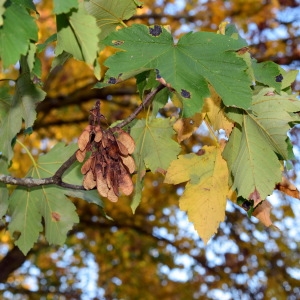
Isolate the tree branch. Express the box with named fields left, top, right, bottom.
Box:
left=0, top=84, right=166, bottom=189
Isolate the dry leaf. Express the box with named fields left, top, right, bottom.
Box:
left=253, top=200, right=273, bottom=227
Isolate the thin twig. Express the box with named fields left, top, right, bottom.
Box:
left=115, top=84, right=165, bottom=128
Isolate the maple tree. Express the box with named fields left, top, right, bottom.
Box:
left=0, top=0, right=300, bottom=299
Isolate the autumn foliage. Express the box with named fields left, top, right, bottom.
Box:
left=0, top=0, right=300, bottom=299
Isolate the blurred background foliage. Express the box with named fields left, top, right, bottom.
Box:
left=0, top=0, right=300, bottom=299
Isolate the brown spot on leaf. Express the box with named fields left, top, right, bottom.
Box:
left=181, top=89, right=191, bottom=99
left=112, top=40, right=124, bottom=46
left=52, top=212, right=61, bottom=222
left=275, top=74, right=283, bottom=82
left=149, top=25, right=162, bottom=37
left=108, top=77, right=117, bottom=84
left=236, top=47, right=249, bottom=55
left=196, top=149, right=205, bottom=156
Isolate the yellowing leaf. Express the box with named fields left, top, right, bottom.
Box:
left=130, top=117, right=181, bottom=211
left=165, top=146, right=229, bottom=243
left=202, top=88, right=234, bottom=138
left=173, top=113, right=203, bottom=142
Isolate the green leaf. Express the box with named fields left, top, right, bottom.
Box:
left=0, top=1, right=38, bottom=68
left=223, top=114, right=282, bottom=200
left=12, top=0, right=36, bottom=11
left=130, top=117, right=181, bottom=175
left=222, top=126, right=242, bottom=186
left=165, top=146, right=229, bottom=243
left=85, top=0, right=140, bottom=40
left=131, top=176, right=143, bottom=213
left=8, top=187, right=43, bottom=254
left=0, top=59, right=46, bottom=165
left=152, top=88, right=170, bottom=117
left=53, top=0, right=78, bottom=14
left=250, top=88, right=300, bottom=160
left=136, top=70, right=158, bottom=98
left=252, top=60, right=282, bottom=92
left=103, top=24, right=252, bottom=116
left=56, top=3, right=101, bottom=66
left=51, top=51, right=72, bottom=70
left=0, top=182, right=8, bottom=218
left=8, top=143, right=81, bottom=255
left=130, top=117, right=181, bottom=209
left=279, top=68, right=299, bottom=90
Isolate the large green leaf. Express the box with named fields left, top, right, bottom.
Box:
left=8, top=143, right=85, bottom=254
left=130, top=117, right=181, bottom=210
left=8, top=187, right=43, bottom=254
left=0, top=1, right=38, bottom=68
left=223, top=114, right=282, bottom=200
left=84, top=0, right=141, bottom=40
left=56, top=3, right=101, bottom=66
left=0, top=59, right=46, bottom=167
left=103, top=24, right=252, bottom=116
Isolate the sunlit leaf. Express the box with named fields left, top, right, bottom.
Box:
left=223, top=114, right=282, bottom=200
left=85, top=0, right=141, bottom=40
left=251, top=88, right=300, bottom=160
left=7, top=143, right=85, bottom=254
left=165, top=146, right=229, bottom=243
left=130, top=117, right=181, bottom=210
left=56, top=3, right=101, bottom=66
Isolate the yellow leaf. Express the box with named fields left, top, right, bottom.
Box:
left=165, top=146, right=217, bottom=185
left=202, top=87, right=234, bottom=138
left=173, top=113, right=203, bottom=142
left=165, top=146, right=229, bottom=243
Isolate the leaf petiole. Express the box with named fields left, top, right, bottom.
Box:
left=16, top=139, right=37, bottom=168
